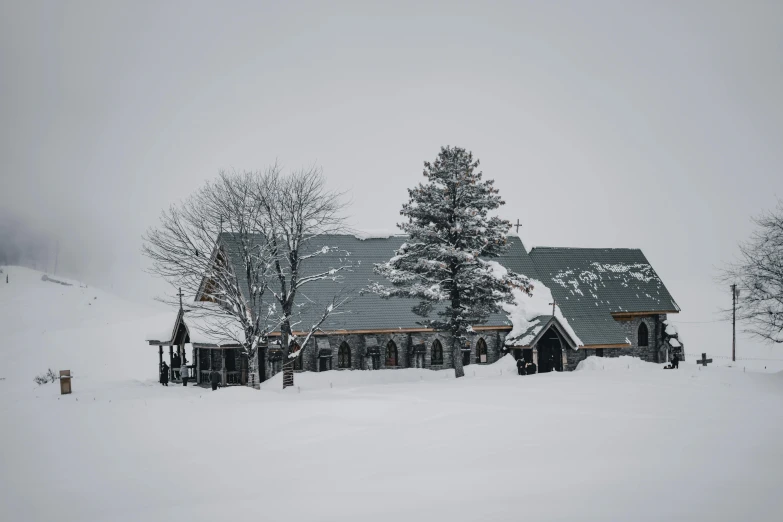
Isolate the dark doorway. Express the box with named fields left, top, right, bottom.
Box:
left=476, top=338, right=488, bottom=364
left=319, top=357, right=332, bottom=372
left=431, top=340, right=443, bottom=366
left=386, top=341, right=398, bottom=367
left=537, top=330, right=563, bottom=373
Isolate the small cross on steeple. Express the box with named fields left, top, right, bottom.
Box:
left=514, top=219, right=522, bottom=233
left=177, top=287, right=184, bottom=310
left=549, top=298, right=558, bottom=316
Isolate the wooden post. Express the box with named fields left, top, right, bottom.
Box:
left=176, top=345, right=182, bottom=381
left=195, top=348, right=200, bottom=385
left=169, top=346, right=174, bottom=381
left=158, top=345, right=163, bottom=369
left=532, top=348, right=539, bottom=368
left=59, top=370, right=72, bottom=395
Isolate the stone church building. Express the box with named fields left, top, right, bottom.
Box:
left=147, top=233, right=683, bottom=387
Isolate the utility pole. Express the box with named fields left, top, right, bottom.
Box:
left=54, top=240, right=59, bottom=276
left=731, top=284, right=737, bottom=362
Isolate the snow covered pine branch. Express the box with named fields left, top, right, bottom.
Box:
left=370, top=146, right=533, bottom=378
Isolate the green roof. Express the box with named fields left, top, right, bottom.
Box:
left=529, top=247, right=680, bottom=346
left=212, top=234, right=679, bottom=347
left=216, top=233, right=532, bottom=333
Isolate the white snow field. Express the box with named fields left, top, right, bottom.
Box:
left=1, top=266, right=783, bottom=522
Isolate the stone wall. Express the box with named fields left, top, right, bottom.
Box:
left=564, top=347, right=585, bottom=371
left=613, top=315, right=667, bottom=363
left=553, top=314, right=672, bottom=371
left=562, top=315, right=669, bottom=369
left=257, top=330, right=508, bottom=383
left=253, top=316, right=675, bottom=383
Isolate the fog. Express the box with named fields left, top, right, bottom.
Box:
left=1, top=1, right=782, bottom=359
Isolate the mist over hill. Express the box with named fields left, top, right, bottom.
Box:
left=0, top=209, right=55, bottom=271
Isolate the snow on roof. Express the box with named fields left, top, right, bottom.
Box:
left=665, top=324, right=678, bottom=336
left=506, top=318, right=545, bottom=347
left=352, top=229, right=405, bottom=240
left=530, top=248, right=680, bottom=316
left=182, top=303, right=246, bottom=346
left=669, top=338, right=681, bottom=348
left=486, top=261, right=583, bottom=348
left=144, top=312, right=179, bottom=342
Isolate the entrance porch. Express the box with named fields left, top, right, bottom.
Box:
left=507, top=315, right=579, bottom=373
left=145, top=307, right=252, bottom=387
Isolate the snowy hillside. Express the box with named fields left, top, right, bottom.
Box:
left=1, top=266, right=783, bottom=521
left=0, top=266, right=170, bottom=389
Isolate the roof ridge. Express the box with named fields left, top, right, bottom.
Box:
left=530, top=246, right=643, bottom=252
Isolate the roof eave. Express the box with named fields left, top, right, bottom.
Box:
left=611, top=310, right=680, bottom=318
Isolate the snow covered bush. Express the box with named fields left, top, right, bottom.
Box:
left=33, top=369, right=59, bottom=385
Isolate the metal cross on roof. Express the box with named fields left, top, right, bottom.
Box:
left=549, top=299, right=558, bottom=316
left=697, top=353, right=713, bottom=367
left=177, top=287, right=184, bottom=310
left=514, top=219, right=522, bottom=233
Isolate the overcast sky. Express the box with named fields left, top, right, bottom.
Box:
left=1, top=1, right=782, bottom=358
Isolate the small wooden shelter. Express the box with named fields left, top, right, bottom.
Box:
left=146, top=306, right=252, bottom=387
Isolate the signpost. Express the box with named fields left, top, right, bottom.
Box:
left=59, top=370, right=72, bottom=394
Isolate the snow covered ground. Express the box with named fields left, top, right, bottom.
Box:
left=1, top=266, right=783, bottom=521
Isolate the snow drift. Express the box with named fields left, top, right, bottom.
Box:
left=2, top=266, right=783, bottom=522
left=575, top=355, right=662, bottom=372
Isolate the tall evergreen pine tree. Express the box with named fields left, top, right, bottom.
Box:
left=372, top=146, right=532, bottom=377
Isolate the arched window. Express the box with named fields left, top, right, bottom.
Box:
left=431, top=339, right=443, bottom=366
left=291, top=342, right=303, bottom=371
left=386, top=340, right=398, bottom=367
left=476, top=338, right=488, bottom=364
left=338, top=342, right=352, bottom=369
left=638, top=322, right=649, bottom=347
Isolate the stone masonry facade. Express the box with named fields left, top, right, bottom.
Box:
left=258, top=315, right=673, bottom=381
left=563, top=314, right=671, bottom=371
left=262, top=330, right=507, bottom=381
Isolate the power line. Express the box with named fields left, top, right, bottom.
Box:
left=683, top=353, right=783, bottom=362
left=667, top=319, right=727, bottom=324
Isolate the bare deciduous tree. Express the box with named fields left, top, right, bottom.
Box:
left=721, top=200, right=783, bottom=344
left=143, top=166, right=352, bottom=387
left=143, top=171, right=276, bottom=369
left=252, top=165, right=352, bottom=388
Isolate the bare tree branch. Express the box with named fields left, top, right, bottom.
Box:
left=720, top=199, right=783, bottom=344
left=142, top=166, right=352, bottom=388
